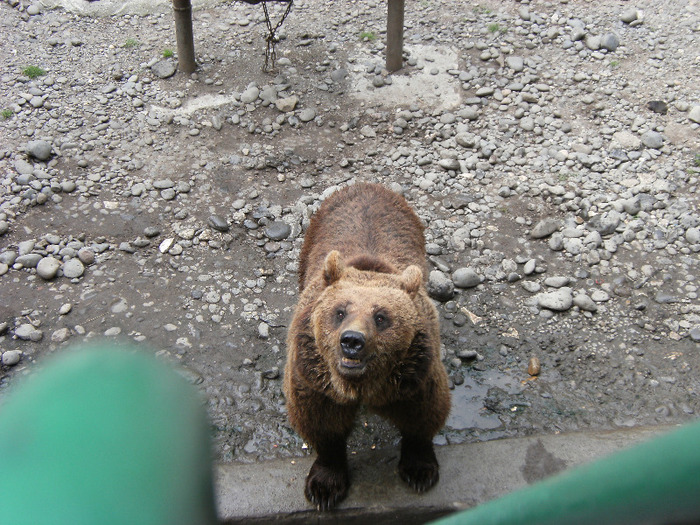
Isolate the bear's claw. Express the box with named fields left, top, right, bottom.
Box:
left=398, top=440, right=440, bottom=493
left=304, top=460, right=349, bottom=511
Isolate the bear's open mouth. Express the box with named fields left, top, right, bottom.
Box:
left=340, top=356, right=365, bottom=369
left=339, top=356, right=369, bottom=376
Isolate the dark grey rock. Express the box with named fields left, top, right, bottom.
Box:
left=264, top=221, right=291, bottom=241
left=600, top=33, right=620, bottom=52
left=208, top=215, right=230, bottom=232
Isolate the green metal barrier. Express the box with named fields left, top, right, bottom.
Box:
left=431, top=420, right=700, bottom=525
left=0, top=344, right=217, bottom=525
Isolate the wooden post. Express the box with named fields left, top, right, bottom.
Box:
left=386, top=0, right=405, bottom=72
left=173, top=0, right=197, bottom=74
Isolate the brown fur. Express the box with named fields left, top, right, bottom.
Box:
left=284, top=183, right=451, bottom=510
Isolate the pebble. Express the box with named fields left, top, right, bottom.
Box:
left=427, top=270, right=454, bottom=302
left=620, top=8, right=639, bottom=24
left=531, top=218, right=561, bottom=239
left=573, top=294, right=598, bottom=312
left=15, top=323, right=43, bottom=342
left=208, top=215, right=230, bottom=232
left=62, top=258, right=85, bottom=279
left=241, top=86, right=260, bottom=104
left=641, top=131, right=664, bottom=150
left=527, top=357, right=541, bottom=376
left=299, top=108, right=316, bottom=122
left=36, top=256, right=61, bottom=280
left=537, top=288, right=574, bottom=312
left=2, top=350, right=23, bottom=366
left=452, top=267, right=481, bottom=288
left=600, top=33, right=620, bottom=52
left=264, top=221, right=291, bottom=241
left=151, top=60, right=177, bottom=79
left=688, top=106, right=700, bottom=124
left=275, top=95, right=298, bottom=113
left=26, top=140, right=52, bottom=161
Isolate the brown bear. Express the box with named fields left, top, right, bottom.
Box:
left=284, top=183, right=451, bottom=510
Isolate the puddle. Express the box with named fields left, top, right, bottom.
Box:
left=447, top=368, right=524, bottom=431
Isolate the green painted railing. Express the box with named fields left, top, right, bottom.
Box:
left=432, top=419, right=700, bottom=525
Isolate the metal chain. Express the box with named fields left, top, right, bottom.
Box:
left=262, top=0, right=293, bottom=72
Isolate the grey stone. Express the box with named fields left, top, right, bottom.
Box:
left=600, top=33, right=620, bottom=52
left=15, top=324, right=43, bottom=342
left=531, top=218, right=561, bottom=239
left=686, top=227, right=700, bottom=244
left=687, top=106, right=700, bottom=124
left=620, top=8, right=639, bottom=24
left=36, top=256, right=61, bottom=279
left=585, top=35, right=601, bottom=50
left=438, top=158, right=461, bottom=171
left=152, top=60, right=177, bottom=79
left=2, top=350, right=23, bottom=366
left=455, top=133, right=476, bottom=148
left=452, top=268, right=481, bottom=288
left=299, top=108, right=316, bottom=122
left=153, top=178, right=174, bottom=189
left=62, top=258, right=85, bottom=278
left=537, top=288, right=574, bottom=312
left=505, top=56, right=524, bottom=72
left=544, top=276, right=571, bottom=288
left=15, top=254, right=42, bottom=268
left=208, top=215, right=230, bottom=232
left=690, top=327, right=700, bottom=343
left=573, top=294, right=598, bottom=312
left=241, top=86, right=260, bottom=104
left=641, top=131, right=664, bottom=149
left=427, top=270, right=454, bottom=302
left=0, top=221, right=8, bottom=236
left=265, top=221, right=291, bottom=241
left=588, top=211, right=621, bottom=236
left=26, top=140, right=52, bottom=161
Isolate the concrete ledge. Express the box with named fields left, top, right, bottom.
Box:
left=216, top=426, right=672, bottom=523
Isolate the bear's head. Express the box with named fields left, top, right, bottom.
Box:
left=311, top=251, right=425, bottom=402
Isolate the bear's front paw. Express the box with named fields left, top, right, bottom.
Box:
left=304, top=459, right=349, bottom=511
left=399, top=447, right=439, bottom=492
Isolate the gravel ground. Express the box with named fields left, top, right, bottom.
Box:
left=1, top=0, right=699, bottom=465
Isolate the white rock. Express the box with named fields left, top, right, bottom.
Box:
left=537, top=288, right=574, bottom=311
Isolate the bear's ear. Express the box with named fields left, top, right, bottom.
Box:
left=400, top=265, right=423, bottom=298
left=323, top=250, right=345, bottom=287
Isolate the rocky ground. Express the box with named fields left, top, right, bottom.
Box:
left=1, top=0, right=699, bottom=465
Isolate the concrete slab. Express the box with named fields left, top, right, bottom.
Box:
left=349, top=44, right=462, bottom=111
left=216, top=426, right=672, bottom=524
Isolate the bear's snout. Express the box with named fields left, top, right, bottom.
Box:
left=338, top=330, right=369, bottom=375
left=340, top=330, right=365, bottom=359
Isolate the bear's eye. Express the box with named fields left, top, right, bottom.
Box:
left=335, top=308, right=346, bottom=323
left=374, top=312, right=389, bottom=328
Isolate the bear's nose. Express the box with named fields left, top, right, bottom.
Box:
left=340, top=330, right=365, bottom=358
